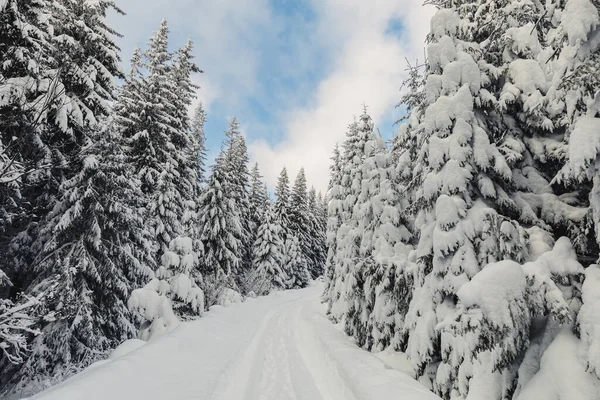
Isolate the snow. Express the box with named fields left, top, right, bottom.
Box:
left=565, top=115, right=600, bottom=179
left=217, top=288, right=243, bottom=306
left=562, top=0, right=599, bottom=46
left=430, top=10, right=459, bottom=40
left=109, top=339, right=146, bottom=360
left=578, top=265, right=600, bottom=379
left=456, top=259, right=526, bottom=329
left=29, top=284, right=440, bottom=400
left=505, top=23, right=541, bottom=56
left=516, top=330, right=600, bottom=400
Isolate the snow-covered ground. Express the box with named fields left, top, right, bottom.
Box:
left=28, top=283, right=439, bottom=400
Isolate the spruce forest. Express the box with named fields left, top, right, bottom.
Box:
left=1, top=0, right=600, bottom=399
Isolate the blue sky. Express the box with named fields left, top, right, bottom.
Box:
left=109, top=0, right=434, bottom=190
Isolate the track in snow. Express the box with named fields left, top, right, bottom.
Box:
left=30, top=284, right=440, bottom=400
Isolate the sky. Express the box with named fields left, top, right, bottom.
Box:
left=108, top=0, right=435, bottom=192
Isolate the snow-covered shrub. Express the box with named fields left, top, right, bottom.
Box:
left=128, top=289, right=179, bottom=342
left=216, top=288, right=244, bottom=307
left=128, top=236, right=204, bottom=341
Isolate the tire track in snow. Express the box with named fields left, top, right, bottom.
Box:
left=210, top=296, right=297, bottom=400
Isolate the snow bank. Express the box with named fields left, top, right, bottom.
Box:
left=109, top=339, right=146, bottom=360
left=516, top=330, right=600, bottom=400
left=217, top=288, right=243, bottom=306
left=299, top=297, right=441, bottom=400
left=578, top=265, right=600, bottom=379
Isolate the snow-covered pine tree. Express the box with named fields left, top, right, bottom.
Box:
left=197, top=164, right=243, bottom=298
left=261, top=182, right=270, bottom=210
left=3, top=0, right=125, bottom=295
left=328, top=112, right=376, bottom=323
left=4, top=119, right=155, bottom=393
left=307, top=187, right=326, bottom=278
left=549, top=0, right=600, bottom=261
left=169, top=38, right=202, bottom=239
left=289, top=168, right=317, bottom=282
left=1, top=1, right=163, bottom=393
left=315, top=190, right=329, bottom=268
left=129, top=235, right=204, bottom=338
left=350, top=133, right=414, bottom=352
left=398, top=3, right=580, bottom=397
left=248, top=163, right=267, bottom=248
left=190, top=103, right=208, bottom=184
left=324, top=144, right=344, bottom=310
left=0, top=0, right=54, bottom=252
left=140, top=20, right=185, bottom=255
left=274, top=167, right=292, bottom=233
left=247, top=204, right=287, bottom=295
left=283, top=233, right=310, bottom=289
left=117, top=21, right=200, bottom=257
left=220, top=118, right=252, bottom=285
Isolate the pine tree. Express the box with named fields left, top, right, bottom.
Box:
left=5, top=120, right=155, bottom=393
left=324, top=144, right=344, bottom=309
left=261, top=183, right=270, bottom=210
left=190, top=103, right=208, bottom=184
left=328, top=113, right=375, bottom=322
left=356, top=134, right=414, bottom=351
left=274, top=167, right=292, bottom=232
left=248, top=204, right=287, bottom=295
left=550, top=0, right=600, bottom=261
left=307, top=187, right=326, bottom=277
left=398, top=4, right=579, bottom=397
left=220, top=118, right=252, bottom=284
left=283, top=233, right=310, bottom=289
left=169, top=38, right=202, bottom=241
left=116, top=21, right=200, bottom=257
left=248, top=163, right=267, bottom=246
left=0, top=0, right=53, bottom=251
left=197, top=166, right=242, bottom=289
left=289, top=168, right=316, bottom=282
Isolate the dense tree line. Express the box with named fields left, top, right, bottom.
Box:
left=0, top=2, right=325, bottom=396
left=324, top=0, right=600, bottom=399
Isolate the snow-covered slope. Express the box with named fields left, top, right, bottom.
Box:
left=28, top=284, right=440, bottom=400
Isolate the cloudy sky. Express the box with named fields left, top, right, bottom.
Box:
left=109, top=0, right=435, bottom=191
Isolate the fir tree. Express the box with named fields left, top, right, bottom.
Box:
left=4, top=121, right=155, bottom=392
left=289, top=168, right=316, bottom=282
left=221, top=118, right=252, bottom=283
left=190, top=103, right=208, bottom=185
left=328, top=113, right=375, bottom=322
left=324, top=144, right=344, bottom=308
left=248, top=204, right=287, bottom=295
left=116, top=21, right=201, bottom=257
left=197, top=166, right=242, bottom=288
left=307, top=187, right=327, bottom=278
left=398, top=4, right=578, bottom=397
left=248, top=163, right=267, bottom=245
left=169, top=38, right=202, bottom=243
left=274, top=167, right=292, bottom=232
left=283, top=233, right=310, bottom=289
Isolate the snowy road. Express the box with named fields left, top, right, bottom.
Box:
left=31, top=284, right=439, bottom=400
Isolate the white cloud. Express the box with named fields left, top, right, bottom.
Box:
left=248, top=0, right=435, bottom=192
left=110, top=0, right=276, bottom=113
left=110, top=0, right=435, bottom=193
